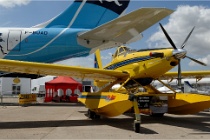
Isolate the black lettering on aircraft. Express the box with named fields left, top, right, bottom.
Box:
left=25, top=31, right=48, bottom=35
left=33, top=31, right=48, bottom=35
left=0, top=45, right=7, bottom=55
left=75, top=0, right=130, bottom=15
left=99, top=0, right=122, bottom=6
left=0, top=38, right=5, bottom=42
left=25, top=31, right=33, bottom=34
left=0, top=33, right=6, bottom=54
left=0, top=33, right=5, bottom=42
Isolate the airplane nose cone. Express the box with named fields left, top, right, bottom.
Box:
left=173, top=49, right=187, bottom=59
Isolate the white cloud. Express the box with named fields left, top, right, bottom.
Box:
left=147, top=5, right=210, bottom=57
left=0, top=0, right=31, bottom=8
left=101, top=53, right=112, bottom=60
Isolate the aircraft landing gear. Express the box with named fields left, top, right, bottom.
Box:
left=87, top=109, right=100, bottom=119
left=134, top=120, right=140, bottom=133
left=133, top=97, right=141, bottom=133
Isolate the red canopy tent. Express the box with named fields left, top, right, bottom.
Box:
left=44, top=76, right=82, bottom=102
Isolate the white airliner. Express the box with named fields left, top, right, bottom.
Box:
left=0, top=0, right=173, bottom=77
left=155, top=79, right=210, bottom=94
left=0, top=0, right=130, bottom=62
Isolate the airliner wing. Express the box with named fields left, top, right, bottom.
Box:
left=78, top=8, right=174, bottom=53
left=161, top=71, right=210, bottom=79
left=0, top=59, right=129, bottom=81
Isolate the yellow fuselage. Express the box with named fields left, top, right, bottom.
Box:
left=104, top=48, right=178, bottom=79
left=79, top=47, right=210, bottom=117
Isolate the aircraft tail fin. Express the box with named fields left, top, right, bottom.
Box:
left=184, top=81, right=194, bottom=92
left=33, top=0, right=130, bottom=28
left=94, top=49, right=102, bottom=69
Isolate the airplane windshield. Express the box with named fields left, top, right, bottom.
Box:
left=113, top=46, right=133, bottom=58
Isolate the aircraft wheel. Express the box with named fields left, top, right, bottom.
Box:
left=87, top=109, right=95, bottom=119
left=95, top=114, right=101, bottom=119
left=87, top=109, right=100, bottom=119
left=150, top=113, right=164, bottom=117
left=134, top=122, right=140, bottom=133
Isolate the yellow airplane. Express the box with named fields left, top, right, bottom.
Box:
left=0, top=23, right=210, bottom=133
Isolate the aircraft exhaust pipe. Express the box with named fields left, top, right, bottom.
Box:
left=149, top=52, right=164, bottom=58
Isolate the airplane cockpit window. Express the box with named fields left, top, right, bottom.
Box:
left=113, top=50, right=118, bottom=58
left=118, top=46, right=129, bottom=56
left=112, top=46, right=131, bottom=59
left=119, top=47, right=125, bottom=54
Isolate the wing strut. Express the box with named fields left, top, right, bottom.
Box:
left=157, top=79, right=177, bottom=94
left=116, top=77, right=131, bottom=93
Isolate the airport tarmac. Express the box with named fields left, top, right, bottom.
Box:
left=0, top=101, right=210, bottom=139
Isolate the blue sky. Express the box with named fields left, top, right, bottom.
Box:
left=0, top=0, right=210, bottom=72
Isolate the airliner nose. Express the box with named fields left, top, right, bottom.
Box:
left=172, top=49, right=187, bottom=59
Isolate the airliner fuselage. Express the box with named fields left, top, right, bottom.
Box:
left=0, top=28, right=90, bottom=62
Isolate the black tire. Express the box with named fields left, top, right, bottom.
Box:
left=134, top=122, right=140, bottom=133
left=150, top=113, right=164, bottom=117
left=87, top=109, right=95, bottom=119
left=95, top=114, right=101, bottom=119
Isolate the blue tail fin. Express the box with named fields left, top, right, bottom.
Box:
left=184, top=81, right=194, bottom=88
left=34, top=0, right=130, bottom=28
left=184, top=81, right=194, bottom=92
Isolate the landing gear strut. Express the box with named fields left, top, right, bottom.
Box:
left=133, top=97, right=141, bottom=133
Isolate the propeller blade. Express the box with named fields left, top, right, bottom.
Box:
left=181, top=26, right=195, bottom=49
left=159, top=23, right=177, bottom=50
left=177, top=59, right=182, bottom=89
left=186, top=55, right=207, bottom=66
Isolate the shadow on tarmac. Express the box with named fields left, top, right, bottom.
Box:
left=0, top=110, right=209, bottom=135
left=1, top=98, right=210, bottom=134
left=1, top=102, right=84, bottom=107
left=80, top=111, right=210, bottom=134
left=139, top=112, right=210, bottom=134
left=0, top=117, right=157, bottom=134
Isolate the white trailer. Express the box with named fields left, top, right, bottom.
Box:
left=0, top=77, right=31, bottom=95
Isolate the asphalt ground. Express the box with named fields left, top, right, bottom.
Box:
left=0, top=97, right=210, bottom=139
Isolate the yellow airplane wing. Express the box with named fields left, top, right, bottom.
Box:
left=162, top=71, right=210, bottom=79
left=78, top=8, right=174, bottom=52
left=0, top=59, right=129, bottom=81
